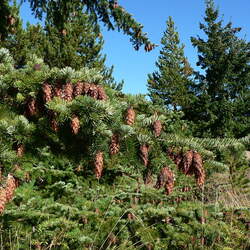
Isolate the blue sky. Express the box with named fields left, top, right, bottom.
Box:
left=20, top=0, right=250, bottom=94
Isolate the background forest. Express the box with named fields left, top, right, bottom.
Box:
left=0, top=0, right=249, bottom=249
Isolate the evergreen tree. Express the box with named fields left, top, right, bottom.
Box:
left=147, top=17, right=193, bottom=110
left=0, top=1, right=123, bottom=89
left=186, top=0, right=250, bottom=137
left=0, top=48, right=249, bottom=249
left=23, top=0, right=155, bottom=51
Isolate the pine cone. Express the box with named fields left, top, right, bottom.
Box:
left=192, top=152, right=205, bottom=186
left=74, top=82, right=83, bottom=97
left=54, top=84, right=63, bottom=98
left=27, top=98, right=37, bottom=116
left=42, top=83, right=52, bottom=103
left=182, top=150, right=194, bottom=174
left=71, top=115, right=80, bottom=135
left=94, top=151, right=104, bottom=179
left=51, top=119, right=59, bottom=132
left=174, top=153, right=183, bottom=167
left=0, top=188, right=7, bottom=213
left=16, top=143, right=25, bottom=158
left=5, top=174, right=17, bottom=202
left=140, top=144, right=149, bottom=167
left=153, top=120, right=162, bottom=137
left=88, top=84, right=98, bottom=99
left=82, top=83, right=91, bottom=95
left=109, top=134, right=120, bottom=155
left=155, top=167, right=174, bottom=195
left=125, top=107, right=136, bottom=125
left=97, top=85, right=107, bottom=100
left=63, top=82, right=73, bottom=101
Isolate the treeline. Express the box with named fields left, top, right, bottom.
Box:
left=148, top=0, right=250, bottom=138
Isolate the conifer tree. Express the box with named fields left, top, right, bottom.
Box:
left=147, top=17, right=193, bottom=110
left=186, top=0, right=250, bottom=137
left=24, top=0, right=155, bottom=51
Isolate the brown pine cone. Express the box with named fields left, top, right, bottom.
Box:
left=174, top=153, right=183, bottom=167
left=140, top=144, right=150, bottom=167
left=192, top=152, right=205, bottom=186
left=73, top=82, right=83, bottom=97
left=155, top=167, right=174, bottom=195
left=125, top=107, right=136, bottom=125
left=153, top=120, right=162, bottom=137
left=5, top=174, right=17, bottom=202
left=16, top=143, right=25, bottom=158
left=109, top=134, right=120, bottom=155
left=42, top=83, right=52, bottom=103
left=51, top=119, right=59, bottom=132
left=0, top=188, right=7, bottom=213
left=63, top=82, right=73, bottom=101
left=88, top=84, right=98, bottom=99
left=71, top=115, right=80, bottom=135
left=54, top=84, right=63, bottom=98
left=27, top=98, right=37, bottom=116
left=182, top=150, right=194, bottom=174
left=97, top=85, right=107, bottom=101
left=94, top=151, right=104, bottom=179
left=82, top=83, right=91, bottom=95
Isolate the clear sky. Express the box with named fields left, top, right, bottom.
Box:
left=20, top=0, right=250, bottom=94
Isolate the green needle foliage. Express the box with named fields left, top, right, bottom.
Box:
left=23, top=0, right=155, bottom=51
left=0, top=49, right=249, bottom=249
left=185, top=0, right=250, bottom=138
left=147, top=16, right=193, bottom=111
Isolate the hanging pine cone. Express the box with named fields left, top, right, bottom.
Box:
left=174, top=153, right=183, bottom=167
left=109, top=134, right=120, bottom=155
left=155, top=167, right=174, bottom=195
left=63, top=82, right=73, bottom=101
left=16, top=143, right=25, bottom=158
left=82, top=83, right=91, bottom=95
left=0, top=188, right=7, bottom=214
left=182, top=150, right=194, bottom=174
left=71, top=115, right=80, bottom=135
left=54, top=84, right=63, bottom=98
left=5, top=174, right=17, bottom=202
left=140, top=144, right=149, bottom=167
left=73, top=82, right=83, bottom=97
left=125, top=107, right=136, bottom=125
left=88, top=84, right=98, bottom=99
left=51, top=119, right=59, bottom=132
left=94, top=151, right=104, bottom=180
left=192, top=152, right=205, bottom=186
left=27, top=97, right=37, bottom=116
left=42, top=83, right=52, bottom=103
left=153, top=120, right=162, bottom=137
left=97, top=85, right=107, bottom=100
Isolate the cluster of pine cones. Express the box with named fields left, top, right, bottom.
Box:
left=167, top=149, right=205, bottom=187
left=26, top=82, right=107, bottom=133
left=0, top=174, right=18, bottom=213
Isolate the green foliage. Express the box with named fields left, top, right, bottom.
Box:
left=147, top=16, right=194, bottom=110
left=185, top=0, right=250, bottom=138
left=25, top=0, right=155, bottom=51
left=0, top=50, right=249, bottom=249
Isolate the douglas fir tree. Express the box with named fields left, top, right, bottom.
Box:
left=147, top=16, right=193, bottom=110
left=185, top=0, right=250, bottom=137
